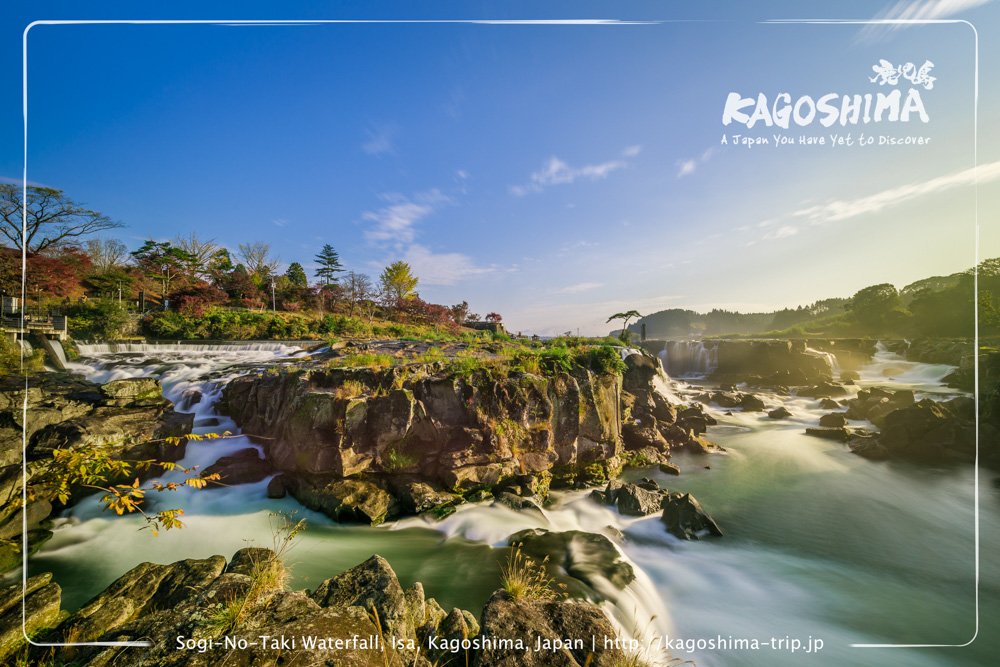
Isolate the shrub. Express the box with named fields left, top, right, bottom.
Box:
left=500, top=545, right=564, bottom=602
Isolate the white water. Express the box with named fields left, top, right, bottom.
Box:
left=804, top=346, right=840, bottom=377
left=661, top=340, right=718, bottom=378
left=857, top=341, right=962, bottom=396
left=26, top=343, right=998, bottom=666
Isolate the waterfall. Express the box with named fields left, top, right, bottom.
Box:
left=661, top=340, right=718, bottom=377
left=804, top=347, right=839, bottom=376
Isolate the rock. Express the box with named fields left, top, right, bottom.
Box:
left=509, top=528, right=635, bottom=595
left=819, top=412, right=847, bottom=428
left=0, top=573, right=61, bottom=662
left=739, top=394, right=766, bottom=412
left=474, top=591, right=625, bottom=666
left=819, top=398, right=840, bottom=410
left=58, top=555, right=227, bottom=642
left=286, top=476, right=397, bottom=525
left=266, top=474, right=287, bottom=498
left=396, top=481, right=462, bottom=515
left=202, top=447, right=272, bottom=485
left=659, top=462, right=681, bottom=475
left=495, top=492, right=544, bottom=513
left=310, top=554, right=413, bottom=642
left=797, top=382, right=849, bottom=398
left=661, top=492, right=723, bottom=540
left=100, top=377, right=163, bottom=401
left=879, top=398, right=976, bottom=461
left=840, top=370, right=861, bottom=382
left=768, top=407, right=792, bottom=419
left=614, top=483, right=664, bottom=516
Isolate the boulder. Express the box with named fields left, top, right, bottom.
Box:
left=395, top=481, right=462, bottom=515
left=739, top=394, right=766, bottom=412
left=266, top=474, right=287, bottom=498
left=768, top=407, right=792, bottom=419
left=0, top=573, right=61, bottom=663
left=804, top=427, right=850, bottom=441
left=310, top=554, right=414, bottom=644
left=819, top=413, right=847, bottom=428
left=658, top=462, right=681, bottom=476
left=797, top=382, right=849, bottom=398
left=286, top=476, right=397, bottom=525
left=509, top=528, right=635, bottom=595
left=819, top=398, right=840, bottom=410
left=474, top=591, right=625, bottom=666
left=661, top=492, right=724, bottom=540
left=99, top=377, right=163, bottom=402
left=614, top=483, right=664, bottom=516
left=202, top=447, right=272, bottom=485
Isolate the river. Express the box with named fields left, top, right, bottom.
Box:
left=26, top=342, right=999, bottom=666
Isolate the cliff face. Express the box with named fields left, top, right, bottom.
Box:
left=220, top=351, right=707, bottom=523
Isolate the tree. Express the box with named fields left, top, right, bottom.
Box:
left=450, top=301, right=470, bottom=325
left=174, top=232, right=221, bottom=279
left=237, top=242, right=279, bottom=284
left=379, top=261, right=418, bottom=305
left=0, top=185, right=125, bottom=255
left=285, top=262, right=308, bottom=287
left=847, top=283, right=903, bottom=330
left=84, top=238, right=129, bottom=273
left=131, top=240, right=194, bottom=308
left=344, top=271, right=375, bottom=317
left=607, top=310, right=641, bottom=342
left=485, top=312, right=503, bottom=323
left=315, top=244, right=345, bottom=285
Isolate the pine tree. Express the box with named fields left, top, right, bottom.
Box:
left=285, top=262, right=308, bottom=287
left=314, top=244, right=344, bottom=285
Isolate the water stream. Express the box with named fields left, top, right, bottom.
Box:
left=25, top=343, right=999, bottom=666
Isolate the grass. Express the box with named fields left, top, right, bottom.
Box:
left=329, top=352, right=395, bottom=370
left=204, top=514, right=304, bottom=638
left=500, top=545, right=564, bottom=602
left=382, top=445, right=419, bottom=472
left=334, top=379, right=368, bottom=400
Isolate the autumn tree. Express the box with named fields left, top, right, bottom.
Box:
left=315, top=244, right=344, bottom=286
left=485, top=312, right=503, bottom=323
left=379, top=261, right=418, bottom=306
left=0, top=184, right=124, bottom=254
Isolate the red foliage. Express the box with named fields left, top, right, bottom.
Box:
left=485, top=312, right=503, bottom=323
left=172, top=282, right=227, bottom=317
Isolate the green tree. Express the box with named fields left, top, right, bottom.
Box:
left=315, top=244, right=344, bottom=285
left=607, top=309, right=641, bottom=343
left=285, top=262, right=308, bottom=287
left=130, top=240, right=194, bottom=308
left=847, top=283, right=903, bottom=330
left=379, top=260, right=418, bottom=305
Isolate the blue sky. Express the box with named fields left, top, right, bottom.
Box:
left=2, top=1, right=998, bottom=334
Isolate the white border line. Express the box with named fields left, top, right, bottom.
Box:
left=18, top=16, right=981, bottom=654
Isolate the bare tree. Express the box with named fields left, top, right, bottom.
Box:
left=85, top=238, right=130, bottom=273
left=236, top=242, right=279, bottom=281
left=174, top=232, right=220, bottom=279
left=0, top=184, right=124, bottom=254
left=344, top=271, right=375, bottom=317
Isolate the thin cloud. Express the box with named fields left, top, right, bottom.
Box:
left=403, top=244, right=495, bottom=286
left=790, top=161, right=1000, bottom=225
left=272, top=218, right=289, bottom=228
left=511, top=145, right=640, bottom=196
left=362, top=124, right=397, bottom=156
left=676, top=147, right=717, bottom=178
left=362, top=190, right=449, bottom=244
left=554, top=281, right=603, bottom=294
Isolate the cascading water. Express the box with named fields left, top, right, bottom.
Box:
left=660, top=340, right=718, bottom=378
left=804, top=347, right=840, bottom=376
left=24, top=343, right=998, bottom=667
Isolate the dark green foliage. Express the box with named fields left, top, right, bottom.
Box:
left=284, top=262, right=309, bottom=287
left=66, top=299, right=134, bottom=339
left=314, top=244, right=344, bottom=285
